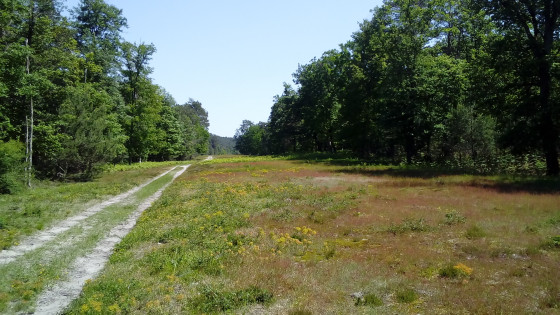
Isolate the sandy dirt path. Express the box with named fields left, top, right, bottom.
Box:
left=33, top=165, right=190, bottom=315
left=0, top=167, right=175, bottom=265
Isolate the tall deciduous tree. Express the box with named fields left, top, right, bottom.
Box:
left=0, top=0, right=212, bottom=191
left=120, top=41, right=159, bottom=162
left=234, top=120, right=267, bottom=155
left=173, top=99, right=210, bottom=157
left=150, top=92, right=183, bottom=161
left=294, top=50, right=342, bottom=152
left=267, top=83, right=300, bottom=153
left=477, top=0, right=560, bottom=175
left=73, top=0, right=127, bottom=82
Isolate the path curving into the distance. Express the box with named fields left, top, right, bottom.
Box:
left=33, top=165, right=190, bottom=315
left=0, top=167, right=175, bottom=265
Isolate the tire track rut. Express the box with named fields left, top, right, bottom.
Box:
left=33, top=165, right=189, bottom=315
left=0, top=167, right=175, bottom=265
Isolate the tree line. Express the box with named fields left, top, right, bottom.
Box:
left=0, top=0, right=210, bottom=192
left=209, top=134, right=238, bottom=155
left=235, top=0, right=560, bottom=176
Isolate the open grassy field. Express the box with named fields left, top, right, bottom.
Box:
left=57, top=156, right=560, bottom=314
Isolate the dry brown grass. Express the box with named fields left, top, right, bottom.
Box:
left=213, top=160, right=560, bottom=314
left=66, top=157, right=560, bottom=314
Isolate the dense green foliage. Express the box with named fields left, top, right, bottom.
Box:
left=0, top=140, right=24, bottom=193
left=235, top=0, right=560, bottom=176
left=0, top=0, right=210, bottom=188
left=234, top=120, right=266, bottom=155
left=57, top=84, right=126, bottom=180
left=209, top=134, right=237, bottom=155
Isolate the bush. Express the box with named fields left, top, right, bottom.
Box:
left=0, top=140, right=25, bottom=194
left=33, top=123, right=66, bottom=179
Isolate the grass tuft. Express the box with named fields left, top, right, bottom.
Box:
left=444, top=210, right=466, bottom=225
left=388, top=218, right=431, bottom=235
left=541, top=283, right=560, bottom=309
left=439, top=263, right=473, bottom=279
left=465, top=224, right=486, bottom=239
left=355, top=292, right=383, bottom=307
left=289, top=309, right=313, bottom=315
left=190, top=285, right=273, bottom=313
left=540, top=236, right=560, bottom=250
left=395, top=288, right=418, bottom=303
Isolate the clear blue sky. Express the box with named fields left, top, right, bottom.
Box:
left=64, top=1, right=383, bottom=137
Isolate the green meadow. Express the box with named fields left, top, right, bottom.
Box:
left=58, top=156, right=560, bottom=314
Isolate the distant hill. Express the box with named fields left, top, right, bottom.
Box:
left=209, top=135, right=238, bottom=155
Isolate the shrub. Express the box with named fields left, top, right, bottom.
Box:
left=0, top=140, right=25, bottom=194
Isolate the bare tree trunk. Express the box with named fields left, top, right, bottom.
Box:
left=25, top=38, right=33, bottom=187
left=29, top=98, right=33, bottom=187
left=25, top=116, right=29, bottom=185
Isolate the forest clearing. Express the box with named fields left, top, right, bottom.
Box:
left=1, top=0, right=560, bottom=313
left=2, top=156, right=557, bottom=314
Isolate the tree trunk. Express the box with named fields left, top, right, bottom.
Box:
left=28, top=98, right=33, bottom=187
left=26, top=38, right=33, bottom=187
left=541, top=119, right=559, bottom=176
left=539, top=68, right=559, bottom=176
left=537, top=54, right=559, bottom=176
left=531, top=1, right=559, bottom=175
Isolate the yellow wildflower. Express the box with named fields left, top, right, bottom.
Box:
left=108, top=304, right=121, bottom=313
left=89, top=300, right=102, bottom=312
left=454, top=263, right=473, bottom=276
